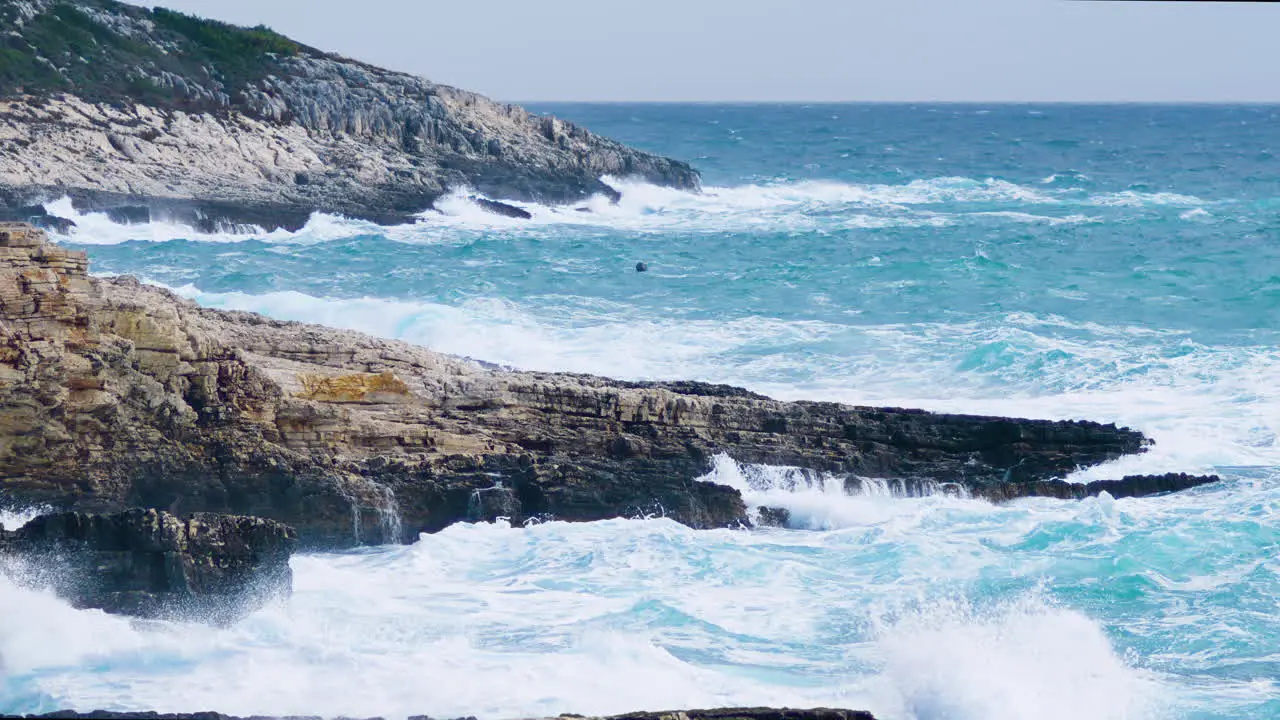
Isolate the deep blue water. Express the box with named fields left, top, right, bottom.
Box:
left=3, top=104, right=1279, bottom=720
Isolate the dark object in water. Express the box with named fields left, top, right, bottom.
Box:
left=2, top=508, right=297, bottom=623
left=976, top=472, right=1221, bottom=502
left=755, top=506, right=791, bottom=528
left=471, top=197, right=533, bottom=220
left=636, top=262, right=649, bottom=272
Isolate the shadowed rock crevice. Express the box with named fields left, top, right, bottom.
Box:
left=0, top=225, right=1215, bottom=548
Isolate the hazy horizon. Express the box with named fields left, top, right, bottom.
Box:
left=128, top=0, right=1280, bottom=103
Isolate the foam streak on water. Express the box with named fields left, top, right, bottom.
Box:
left=7, top=104, right=1280, bottom=720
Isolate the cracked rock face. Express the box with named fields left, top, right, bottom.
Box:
left=0, top=225, right=1191, bottom=548
left=0, top=0, right=700, bottom=229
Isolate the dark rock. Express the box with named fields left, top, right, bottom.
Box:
left=976, top=472, right=1221, bottom=502
left=471, top=197, right=533, bottom=220
left=755, top=507, right=791, bottom=528
left=636, top=262, right=649, bottom=273
left=0, top=203, right=76, bottom=234
left=104, top=205, right=152, bottom=225
left=616, top=380, right=770, bottom=400
left=467, top=484, right=521, bottom=522
left=5, top=508, right=297, bottom=622
left=599, top=181, right=623, bottom=204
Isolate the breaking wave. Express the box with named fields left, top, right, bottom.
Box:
left=10, top=104, right=1280, bottom=720
left=1, top=510, right=1181, bottom=720
left=43, top=175, right=1212, bottom=246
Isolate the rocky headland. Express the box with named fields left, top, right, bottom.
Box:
left=0, top=0, right=699, bottom=230
left=0, top=223, right=1220, bottom=550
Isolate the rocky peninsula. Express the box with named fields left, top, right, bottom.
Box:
left=0, top=223, right=1219, bottom=549
left=0, top=0, right=699, bottom=230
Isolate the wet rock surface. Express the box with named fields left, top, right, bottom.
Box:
left=975, top=472, right=1221, bottom=502
left=0, top=1, right=699, bottom=230
left=0, top=225, right=1205, bottom=549
left=472, top=197, right=534, bottom=220
left=3, top=507, right=296, bottom=621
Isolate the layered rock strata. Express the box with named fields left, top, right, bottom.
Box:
left=0, top=225, right=1212, bottom=548
left=0, top=0, right=699, bottom=230
left=1, top=507, right=296, bottom=621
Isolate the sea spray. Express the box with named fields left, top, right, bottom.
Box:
left=866, top=592, right=1164, bottom=720
left=10, top=103, right=1280, bottom=719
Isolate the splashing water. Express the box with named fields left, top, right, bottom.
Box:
left=6, top=104, right=1280, bottom=719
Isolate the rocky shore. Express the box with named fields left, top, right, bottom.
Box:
left=0, top=223, right=1219, bottom=549
left=0, top=0, right=699, bottom=231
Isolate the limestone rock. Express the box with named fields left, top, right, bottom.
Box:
left=0, top=0, right=700, bottom=230
left=0, top=225, right=1204, bottom=549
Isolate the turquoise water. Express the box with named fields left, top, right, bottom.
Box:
left=3, top=104, right=1279, bottom=719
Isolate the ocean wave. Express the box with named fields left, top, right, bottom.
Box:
left=0, top=506, right=45, bottom=531
left=1087, top=190, right=1206, bottom=208
left=41, top=175, right=1217, bottom=246
left=0, top=510, right=1186, bottom=720
left=868, top=593, right=1165, bottom=720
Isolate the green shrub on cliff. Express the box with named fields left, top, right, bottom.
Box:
left=150, top=8, right=300, bottom=87
left=0, top=0, right=310, bottom=114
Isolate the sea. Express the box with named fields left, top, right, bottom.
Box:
left=2, top=103, right=1279, bottom=720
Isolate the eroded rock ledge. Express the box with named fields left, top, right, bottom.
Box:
left=0, top=224, right=1214, bottom=547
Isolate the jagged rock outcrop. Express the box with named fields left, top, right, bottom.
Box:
left=0, top=0, right=699, bottom=230
left=1, top=507, right=296, bottom=621
left=975, top=472, right=1221, bottom=502
left=0, top=225, right=1213, bottom=548
left=22, top=707, right=880, bottom=720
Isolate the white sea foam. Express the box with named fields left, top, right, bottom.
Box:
left=41, top=175, right=1212, bottom=246
left=0, top=510, right=1180, bottom=720
left=0, top=506, right=45, bottom=531
left=867, top=594, right=1164, bottom=720
left=1087, top=190, right=1205, bottom=208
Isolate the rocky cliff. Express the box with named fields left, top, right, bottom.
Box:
left=0, top=0, right=699, bottom=230
left=0, top=224, right=1215, bottom=548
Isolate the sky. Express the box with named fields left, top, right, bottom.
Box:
left=136, top=0, right=1280, bottom=102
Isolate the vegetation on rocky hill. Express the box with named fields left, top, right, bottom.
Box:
left=0, top=0, right=307, bottom=113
